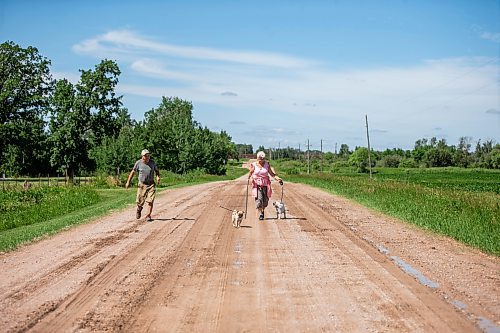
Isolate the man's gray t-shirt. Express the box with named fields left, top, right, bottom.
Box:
left=133, top=159, right=158, bottom=185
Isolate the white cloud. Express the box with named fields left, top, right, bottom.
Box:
left=480, top=31, right=500, bottom=43
left=73, top=29, right=314, bottom=68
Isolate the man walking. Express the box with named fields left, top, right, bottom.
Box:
left=125, top=149, right=161, bottom=222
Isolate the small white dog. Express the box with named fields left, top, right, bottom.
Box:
left=273, top=201, right=286, bottom=219
left=231, top=210, right=244, bottom=228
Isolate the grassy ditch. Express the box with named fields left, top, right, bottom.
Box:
left=284, top=171, right=499, bottom=256
left=0, top=188, right=135, bottom=252
left=0, top=165, right=249, bottom=252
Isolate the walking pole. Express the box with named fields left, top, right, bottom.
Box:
left=245, top=177, right=250, bottom=219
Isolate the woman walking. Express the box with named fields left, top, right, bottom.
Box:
left=248, top=151, right=283, bottom=220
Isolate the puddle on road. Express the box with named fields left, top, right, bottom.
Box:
left=375, top=243, right=438, bottom=289
left=478, top=317, right=500, bottom=333
left=451, top=300, right=467, bottom=311
left=377, top=244, right=390, bottom=255
left=390, top=256, right=439, bottom=289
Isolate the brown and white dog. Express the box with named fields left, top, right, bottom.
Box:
left=273, top=201, right=286, bottom=219
left=232, top=210, right=244, bottom=228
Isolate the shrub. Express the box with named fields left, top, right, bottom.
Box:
left=399, top=158, right=418, bottom=168
left=378, top=155, right=402, bottom=168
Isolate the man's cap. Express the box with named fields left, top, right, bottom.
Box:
left=141, top=149, right=150, bottom=156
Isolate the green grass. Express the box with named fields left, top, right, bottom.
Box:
left=0, top=189, right=135, bottom=252
left=0, top=165, right=249, bottom=252
left=371, top=167, right=500, bottom=193
left=0, top=187, right=100, bottom=232
left=283, top=171, right=499, bottom=256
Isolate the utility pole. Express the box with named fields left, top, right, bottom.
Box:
left=365, top=115, right=372, bottom=179
left=335, top=142, right=337, bottom=155
left=320, top=139, right=323, bottom=173
left=307, top=139, right=310, bottom=174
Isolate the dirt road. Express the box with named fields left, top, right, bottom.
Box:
left=0, top=175, right=498, bottom=332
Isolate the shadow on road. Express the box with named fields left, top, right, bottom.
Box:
left=149, top=217, right=195, bottom=222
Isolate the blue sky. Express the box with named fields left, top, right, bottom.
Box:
left=1, top=0, right=499, bottom=151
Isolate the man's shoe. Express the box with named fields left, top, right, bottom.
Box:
left=259, top=212, right=264, bottom=220
left=136, top=206, right=143, bottom=219
left=145, top=215, right=153, bottom=222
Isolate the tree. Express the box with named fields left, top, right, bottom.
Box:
left=453, top=136, right=473, bottom=168
left=491, top=144, right=500, bottom=169
left=76, top=59, right=123, bottom=146
left=0, top=41, right=53, bottom=175
left=412, top=137, right=435, bottom=165
left=338, top=144, right=350, bottom=158
left=378, top=155, right=402, bottom=168
left=144, top=97, right=196, bottom=173
left=49, top=79, right=87, bottom=179
left=473, top=139, right=495, bottom=168
left=424, top=147, right=453, bottom=167
left=91, top=113, right=143, bottom=175
left=236, top=144, right=253, bottom=156
left=348, top=147, right=374, bottom=173
left=49, top=60, right=123, bottom=181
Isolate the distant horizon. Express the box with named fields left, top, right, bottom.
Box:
left=1, top=0, right=498, bottom=151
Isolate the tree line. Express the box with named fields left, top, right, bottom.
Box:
left=1, top=41, right=237, bottom=180
left=237, top=136, right=500, bottom=172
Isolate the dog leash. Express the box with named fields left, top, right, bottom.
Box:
left=245, top=177, right=249, bottom=219
left=219, top=205, right=234, bottom=212
left=280, top=182, right=284, bottom=202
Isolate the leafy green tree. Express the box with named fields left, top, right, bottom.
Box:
left=378, top=155, right=402, bottom=168
left=338, top=144, right=350, bottom=158
left=144, top=97, right=196, bottom=173
left=91, top=115, right=144, bottom=175
left=424, top=147, right=453, bottom=167
left=236, top=144, right=253, bottom=156
left=399, top=157, right=418, bottom=168
left=143, top=97, right=237, bottom=175
left=49, top=60, right=123, bottom=181
left=348, top=147, right=374, bottom=173
left=473, top=139, right=495, bottom=168
left=490, top=144, right=500, bottom=169
left=412, top=137, right=439, bottom=165
left=49, top=79, right=87, bottom=179
left=76, top=59, right=123, bottom=146
left=0, top=41, right=53, bottom=176
left=453, top=137, right=473, bottom=168
left=324, top=152, right=335, bottom=162
left=205, top=130, right=234, bottom=175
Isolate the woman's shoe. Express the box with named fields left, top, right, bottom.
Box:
left=259, top=212, right=264, bottom=220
